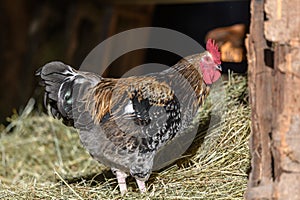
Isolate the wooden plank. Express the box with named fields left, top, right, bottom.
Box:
left=246, top=0, right=273, bottom=190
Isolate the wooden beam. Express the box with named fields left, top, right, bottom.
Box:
left=246, top=0, right=300, bottom=199
left=245, top=0, right=273, bottom=198
left=98, top=0, right=249, bottom=5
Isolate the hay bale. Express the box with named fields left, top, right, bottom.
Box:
left=0, top=73, right=250, bottom=199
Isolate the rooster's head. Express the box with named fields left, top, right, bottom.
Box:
left=200, top=39, right=222, bottom=85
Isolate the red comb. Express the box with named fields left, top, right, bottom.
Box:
left=206, top=39, right=221, bottom=65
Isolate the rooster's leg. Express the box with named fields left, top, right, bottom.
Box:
left=136, top=179, right=146, bottom=193
left=112, top=168, right=128, bottom=195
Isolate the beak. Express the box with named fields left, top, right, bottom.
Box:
left=216, top=65, right=222, bottom=71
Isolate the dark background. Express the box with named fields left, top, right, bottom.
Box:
left=0, top=0, right=249, bottom=124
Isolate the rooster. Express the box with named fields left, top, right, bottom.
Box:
left=36, top=39, right=221, bottom=194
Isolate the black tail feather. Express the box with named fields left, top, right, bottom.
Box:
left=37, top=61, right=77, bottom=126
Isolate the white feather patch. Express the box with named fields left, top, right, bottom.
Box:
left=124, top=100, right=134, bottom=114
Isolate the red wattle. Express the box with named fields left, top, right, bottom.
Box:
left=202, top=68, right=221, bottom=85
left=212, top=70, right=221, bottom=82
left=202, top=69, right=213, bottom=85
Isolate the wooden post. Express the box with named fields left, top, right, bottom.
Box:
left=246, top=0, right=300, bottom=199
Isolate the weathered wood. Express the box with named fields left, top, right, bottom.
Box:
left=246, top=0, right=300, bottom=199
left=271, top=41, right=300, bottom=199
left=246, top=0, right=273, bottom=196
left=265, top=0, right=300, bottom=43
